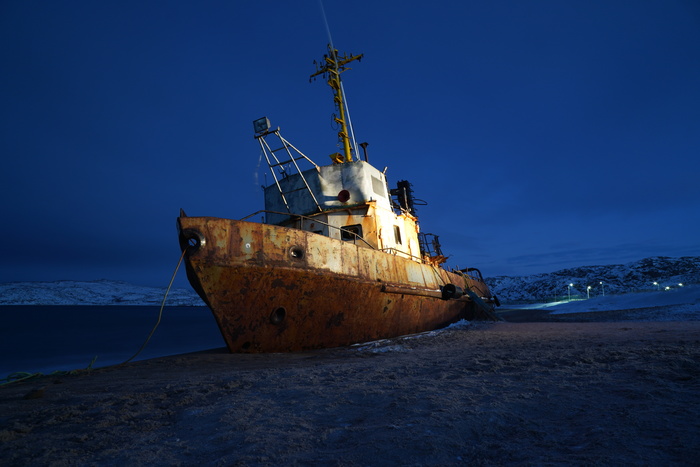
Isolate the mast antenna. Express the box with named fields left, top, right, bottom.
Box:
left=316, top=1, right=362, bottom=162
left=310, top=45, right=363, bottom=163
left=318, top=0, right=335, bottom=50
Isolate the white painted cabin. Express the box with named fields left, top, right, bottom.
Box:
left=263, top=160, right=422, bottom=263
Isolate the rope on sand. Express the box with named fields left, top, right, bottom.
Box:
left=0, top=356, right=98, bottom=387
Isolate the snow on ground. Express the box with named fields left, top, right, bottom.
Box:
left=350, top=319, right=474, bottom=353
left=506, top=284, right=700, bottom=316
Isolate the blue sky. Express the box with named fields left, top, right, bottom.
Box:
left=2, top=1, right=699, bottom=287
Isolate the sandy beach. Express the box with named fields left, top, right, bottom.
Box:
left=2, top=313, right=700, bottom=466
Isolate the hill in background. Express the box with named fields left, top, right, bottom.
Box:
left=487, top=256, right=700, bottom=303
left=0, top=280, right=204, bottom=306
left=0, top=256, right=698, bottom=306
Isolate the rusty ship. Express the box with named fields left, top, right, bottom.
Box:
left=177, top=46, right=499, bottom=353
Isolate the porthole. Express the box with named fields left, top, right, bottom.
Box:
left=270, top=307, right=286, bottom=325
left=289, top=246, right=305, bottom=260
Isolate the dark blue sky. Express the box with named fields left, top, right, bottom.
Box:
left=2, top=1, right=699, bottom=287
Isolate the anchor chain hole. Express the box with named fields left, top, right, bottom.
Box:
left=181, top=229, right=206, bottom=251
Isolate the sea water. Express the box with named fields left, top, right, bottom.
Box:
left=0, top=306, right=224, bottom=378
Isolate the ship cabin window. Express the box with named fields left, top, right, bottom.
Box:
left=341, top=224, right=363, bottom=242
left=394, top=225, right=402, bottom=245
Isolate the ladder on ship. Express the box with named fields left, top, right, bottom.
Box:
left=254, top=123, right=322, bottom=214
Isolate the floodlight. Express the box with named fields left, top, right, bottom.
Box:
left=253, top=117, right=271, bottom=134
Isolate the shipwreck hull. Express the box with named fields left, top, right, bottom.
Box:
left=178, top=216, right=494, bottom=353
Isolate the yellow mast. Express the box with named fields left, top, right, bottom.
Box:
left=310, top=45, right=363, bottom=163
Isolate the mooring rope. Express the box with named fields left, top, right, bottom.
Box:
left=120, top=247, right=187, bottom=366
left=1, top=351, right=99, bottom=387
left=1, top=248, right=188, bottom=386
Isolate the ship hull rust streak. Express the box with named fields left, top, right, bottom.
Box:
left=179, top=216, right=491, bottom=353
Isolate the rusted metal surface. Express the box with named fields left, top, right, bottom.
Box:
left=178, top=215, right=497, bottom=353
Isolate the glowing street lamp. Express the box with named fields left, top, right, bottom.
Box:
left=653, top=282, right=660, bottom=290
left=679, top=283, right=684, bottom=287
left=600, top=281, right=605, bottom=296
left=587, top=285, right=591, bottom=299
left=568, top=283, right=573, bottom=301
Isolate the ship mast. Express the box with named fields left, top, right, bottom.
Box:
left=310, top=45, right=363, bottom=163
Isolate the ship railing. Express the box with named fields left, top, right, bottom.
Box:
left=240, top=210, right=444, bottom=267
left=240, top=210, right=376, bottom=250
left=452, top=267, right=486, bottom=283
left=380, top=247, right=423, bottom=262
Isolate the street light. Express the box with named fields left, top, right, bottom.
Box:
left=679, top=283, right=684, bottom=287
left=568, top=283, right=573, bottom=301
left=653, top=282, right=660, bottom=290
left=600, top=281, right=605, bottom=296
left=587, top=285, right=591, bottom=299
